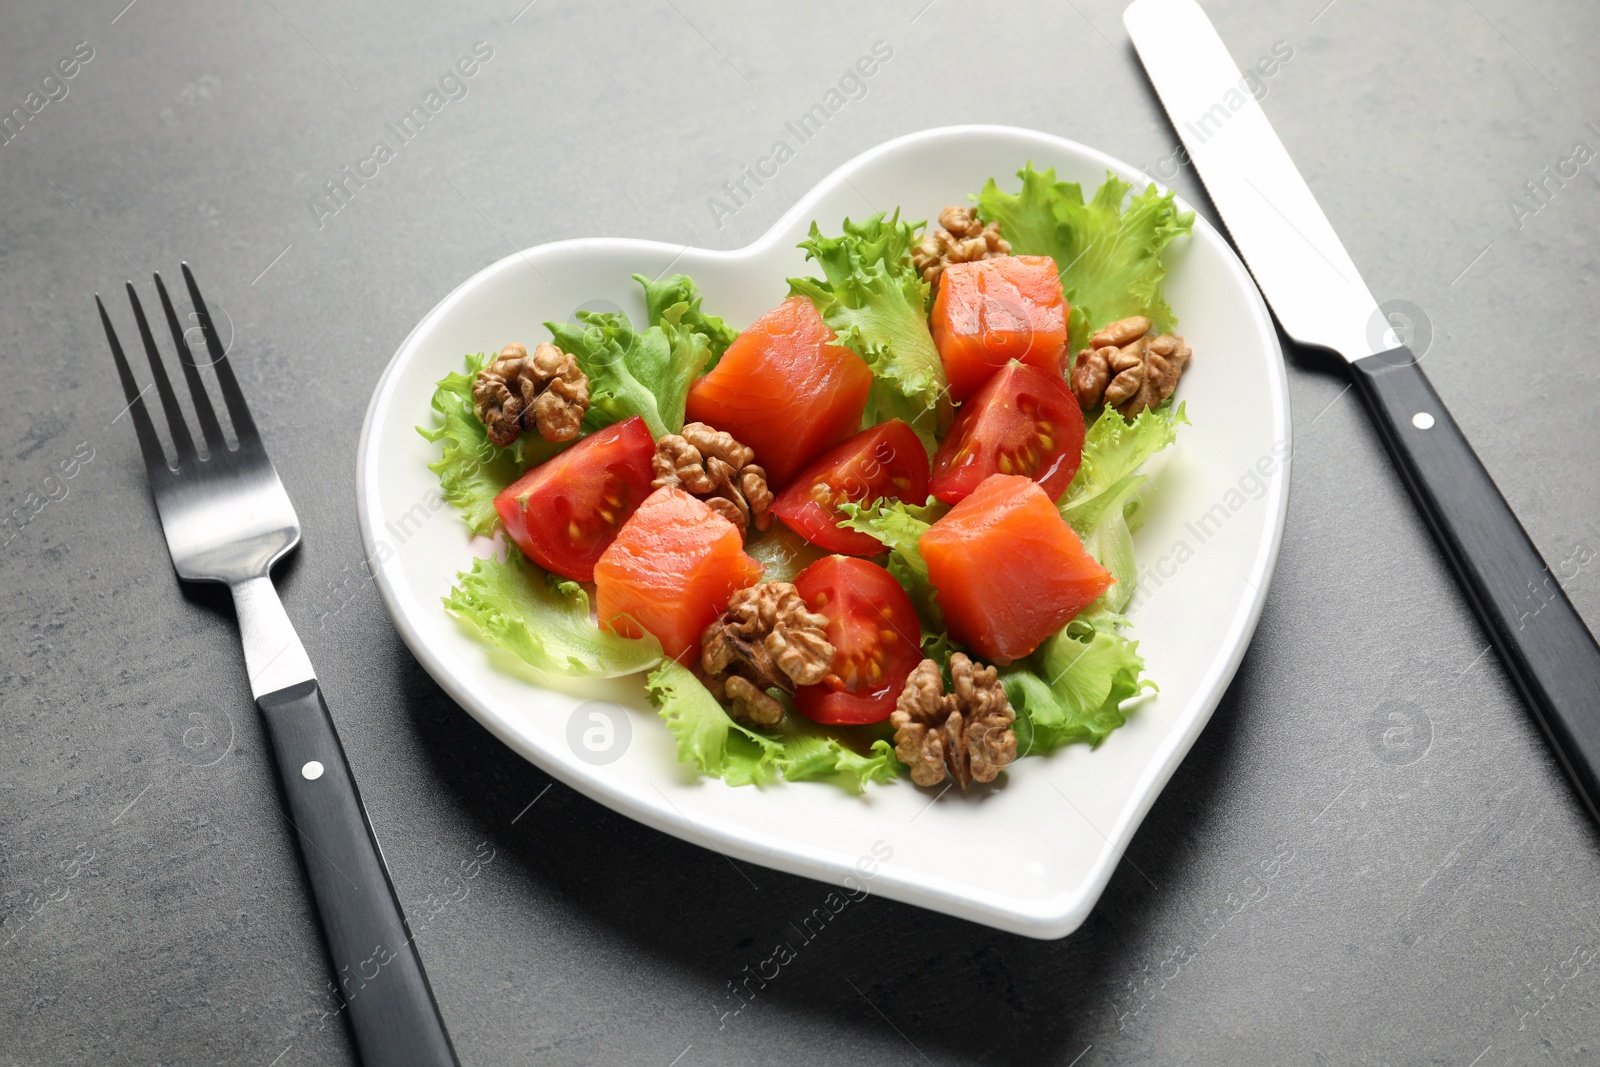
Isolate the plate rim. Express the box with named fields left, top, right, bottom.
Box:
left=354, top=123, right=1291, bottom=939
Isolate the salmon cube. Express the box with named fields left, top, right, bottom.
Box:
left=931, top=255, right=1069, bottom=402
left=920, top=474, right=1111, bottom=662
left=685, top=296, right=872, bottom=487
left=594, top=486, right=763, bottom=662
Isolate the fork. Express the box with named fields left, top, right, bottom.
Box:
left=100, top=266, right=459, bottom=1067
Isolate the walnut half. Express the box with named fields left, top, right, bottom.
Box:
left=702, top=583, right=834, bottom=725
left=472, top=342, right=590, bottom=446
left=652, top=423, right=773, bottom=539
left=890, top=654, right=1017, bottom=789
left=910, top=205, right=1011, bottom=288
left=1069, top=316, right=1192, bottom=417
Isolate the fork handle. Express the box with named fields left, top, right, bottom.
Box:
left=257, top=680, right=460, bottom=1067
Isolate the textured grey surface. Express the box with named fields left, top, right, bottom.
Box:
left=2, top=0, right=1598, bottom=1063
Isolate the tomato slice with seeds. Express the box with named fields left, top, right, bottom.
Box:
left=771, top=420, right=930, bottom=556
left=493, top=415, right=656, bottom=582
left=928, top=361, right=1085, bottom=506
left=792, top=556, right=924, bottom=725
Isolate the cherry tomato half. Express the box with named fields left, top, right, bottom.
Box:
left=928, top=362, right=1085, bottom=506
left=493, top=415, right=656, bottom=582
left=771, top=420, right=930, bottom=555
left=793, top=556, right=924, bottom=725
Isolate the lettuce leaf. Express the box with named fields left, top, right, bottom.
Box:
left=788, top=212, right=950, bottom=452
left=1060, top=403, right=1185, bottom=612
left=837, top=497, right=946, bottom=627
left=977, top=165, right=1194, bottom=354
left=546, top=312, right=677, bottom=439
left=647, top=660, right=782, bottom=786
left=417, top=353, right=566, bottom=536
left=1000, top=612, right=1154, bottom=756
left=1063, top=403, right=1185, bottom=522
left=656, top=317, right=714, bottom=434
left=635, top=272, right=740, bottom=361
left=646, top=662, right=898, bottom=791
left=444, top=546, right=664, bottom=677
left=919, top=629, right=963, bottom=670
left=549, top=277, right=731, bottom=439
left=769, top=715, right=901, bottom=791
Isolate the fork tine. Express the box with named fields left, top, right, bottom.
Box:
left=98, top=294, right=169, bottom=477
left=127, top=281, right=198, bottom=464
left=143, top=274, right=226, bottom=453
left=178, top=264, right=259, bottom=449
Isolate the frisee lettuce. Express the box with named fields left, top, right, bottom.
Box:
left=648, top=659, right=781, bottom=785
left=647, top=661, right=900, bottom=791
left=977, top=165, right=1194, bottom=354
left=1060, top=403, right=1185, bottom=612
left=636, top=272, right=740, bottom=361
left=418, top=352, right=567, bottom=536
left=1000, top=611, right=1154, bottom=757
left=547, top=308, right=709, bottom=440
left=444, top=546, right=664, bottom=678
left=788, top=212, right=950, bottom=453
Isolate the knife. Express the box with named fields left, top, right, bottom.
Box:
left=1123, top=0, right=1600, bottom=821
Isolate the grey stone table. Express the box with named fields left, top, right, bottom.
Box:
left=3, top=0, right=1597, bottom=1063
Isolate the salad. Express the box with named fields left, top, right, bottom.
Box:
left=421, top=164, right=1194, bottom=794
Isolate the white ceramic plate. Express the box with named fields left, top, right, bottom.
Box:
left=355, top=125, right=1290, bottom=939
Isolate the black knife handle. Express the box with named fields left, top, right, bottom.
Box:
left=1350, top=348, right=1600, bottom=817
left=257, top=680, right=459, bottom=1067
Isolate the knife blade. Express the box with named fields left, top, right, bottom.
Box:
left=1125, top=0, right=1384, bottom=360
left=1124, top=0, right=1600, bottom=823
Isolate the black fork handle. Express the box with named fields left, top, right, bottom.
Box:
left=1351, top=348, right=1600, bottom=821
left=257, top=681, right=460, bottom=1067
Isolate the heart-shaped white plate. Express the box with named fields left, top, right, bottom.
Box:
left=356, top=125, right=1289, bottom=939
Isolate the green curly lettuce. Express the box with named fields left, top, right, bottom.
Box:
left=1060, top=403, right=1186, bottom=612
left=788, top=212, right=949, bottom=452
left=444, top=546, right=663, bottom=678
left=646, top=661, right=899, bottom=791
left=635, top=272, right=740, bottom=361
left=1000, top=612, right=1154, bottom=757
left=774, top=722, right=901, bottom=790
left=547, top=309, right=702, bottom=439
left=417, top=352, right=567, bottom=536
left=648, top=659, right=782, bottom=786
left=976, top=165, right=1194, bottom=354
